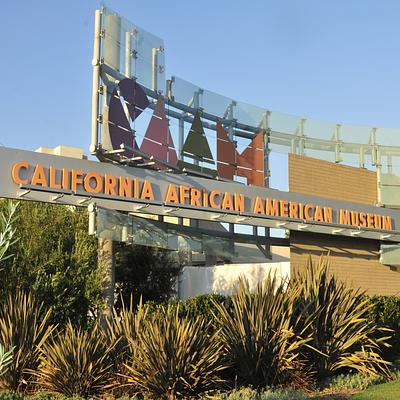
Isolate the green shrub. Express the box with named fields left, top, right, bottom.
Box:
left=0, top=291, right=55, bottom=392
left=212, top=276, right=311, bottom=389
left=367, top=296, right=400, bottom=360
left=183, top=293, right=227, bottom=321
left=292, top=256, right=391, bottom=380
left=0, top=391, right=22, bottom=400
left=218, top=387, right=307, bottom=400
left=124, top=303, right=227, bottom=399
left=35, top=322, right=114, bottom=398
left=320, top=372, right=385, bottom=392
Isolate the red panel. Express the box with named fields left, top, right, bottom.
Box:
left=140, top=96, right=178, bottom=168
left=216, top=121, right=237, bottom=179
left=216, top=126, right=265, bottom=187
left=237, top=130, right=264, bottom=186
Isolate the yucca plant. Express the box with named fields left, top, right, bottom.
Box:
left=0, top=291, right=55, bottom=392
left=0, top=345, right=14, bottom=377
left=35, top=321, right=114, bottom=398
left=212, top=275, right=312, bottom=389
left=0, top=201, right=18, bottom=267
left=124, top=304, right=227, bottom=399
left=103, top=296, right=148, bottom=395
left=292, top=256, right=391, bottom=379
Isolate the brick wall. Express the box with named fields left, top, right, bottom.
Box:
left=289, top=154, right=377, bottom=205
left=289, top=154, right=400, bottom=295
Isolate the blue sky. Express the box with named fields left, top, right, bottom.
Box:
left=1, top=1, right=400, bottom=174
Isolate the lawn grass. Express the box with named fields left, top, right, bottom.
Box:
left=351, top=380, right=400, bottom=399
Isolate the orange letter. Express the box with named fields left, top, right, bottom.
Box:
left=165, top=184, right=179, bottom=203
left=119, top=176, right=132, bottom=197
left=71, top=169, right=83, bottom=192
left=339, top=209, right=351, bottom=225
left=280, top=200, right=289, bottom=218
left=265, top=198, right=279, bottom=216
left=190, top=188, right=201, bottom=207
left=32, top=164, right=48, bottom=187
left=179, top=185, right=190, bottom=204
left=222, top=192, right=234, bottom=211
left=104, top=174, right=117, bottom=195
left=140, top=180, right=154, bottom=201
left=11, top=162, right=29, bottom=185
left=234, top=193, right=244, bottom=212
left=49, top=166, right=61, bottom=189
left=304, top=204, right=314, bottom=220
left=314, top=206, right=324, bottom=222
left=253, top=196, right=264, bottom=214
left=84, top=172, right=102, bottom=194
left=289, top=202, right=298, bottom=219
left=383, top=216, right=392, bottom=231
left=323, top=207, right=332, bottom=223
left=210, top=190, right=221, bottom=209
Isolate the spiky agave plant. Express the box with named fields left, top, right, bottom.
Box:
left=103, top=296, right=148, bottom=395
left=292, top=256, right=391, bottom=379
left=212, top=275, right=313, bottom=389
left=0, top=290, right=55, bottom=392
left=124, top=304, right=227, bottom=400
left=35, top=322, right=115, bottom=398
left=0, top=345, right=14, bottom=377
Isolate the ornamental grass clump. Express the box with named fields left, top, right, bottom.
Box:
left=124, top=304, right=227, bottom=399
left=35, top=322, right=114, bottom=398
left=212, top=275, right=313, bottom=389
left=0, top=291, right=55, bottom=392
left=292, top=256, right=391, bottom=380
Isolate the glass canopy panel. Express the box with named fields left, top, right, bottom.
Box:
left=269, top=111, right=301, bottom=136
left=303, top=119, right=337, bottom=141
left=102, top=8, right=165, bottom=91
left=171, top=77, right=202, bottom=107
left=340, top=124, right=372, bottom=145
left=376, top=128, right=400, bottom=147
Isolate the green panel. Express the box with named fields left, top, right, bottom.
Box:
left=182, top=112, right=214, bottom=164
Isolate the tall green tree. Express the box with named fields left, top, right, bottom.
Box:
left=115, top=243, right=182, bottom=308
left=0, top=200, right=103, bottom=327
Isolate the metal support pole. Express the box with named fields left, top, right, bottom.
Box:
left=90, top=9, right=102, bottom=154
left=125, top=31, right=132, bottom=78
left=334, top=124, right=341, bottom=163
left=88, top=203, right=97, bottom=235
left=179, top=118, right=184, bottom=160
left=99, top=237, right=115, bottom=328
left=388, top=155, right=393, bottom=175
left=152, top=48, right=159, bottom=92
left=299, top=118, right=306, bottom=156
left=371, top=128, right=378, bottom=165
left=359, top=146, right=365, bottom=168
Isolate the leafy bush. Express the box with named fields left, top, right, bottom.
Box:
left=0, top=291, right=55, bottom=392
left=367, top=296, right=400, bottom=359
left=35, top=322, right=114, bottom=398
left=115, top=243, right=182, bottom=308
left=124, top=304, right=226, bottom=399
left=292, top=256, right=391, bottom=379
left=218, top=387, right=307, bottom=399
left=320, top=372, right=385, bottom=392
left=212, top=275, right=311, bottom=389
left=0, top=391, right=22, bottom=400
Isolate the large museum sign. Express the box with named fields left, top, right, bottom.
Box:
left=1, top=146, right=399, bottom=242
